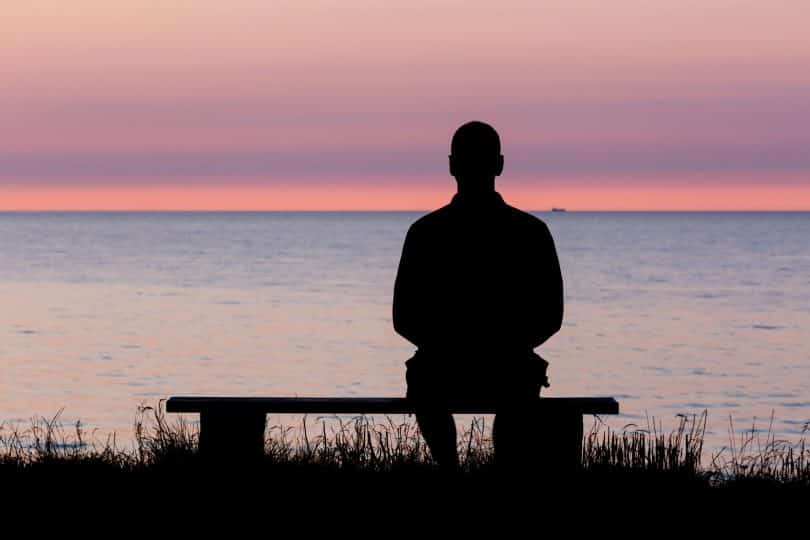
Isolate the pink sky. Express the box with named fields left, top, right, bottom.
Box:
left=2, top=1, right=809, bottom=210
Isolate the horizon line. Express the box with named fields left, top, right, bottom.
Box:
left=2, top=209, right=809, bottom=213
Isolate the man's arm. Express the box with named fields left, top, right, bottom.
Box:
left=392, top=224, right=424, bottom=347
left=527, top=221, right=564, bottom=349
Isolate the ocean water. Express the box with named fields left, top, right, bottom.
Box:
left=2, top=211, right=809, bottom=457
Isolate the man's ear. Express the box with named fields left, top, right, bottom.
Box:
left=494, top=155, right=504, bottom=176
left=448, top=155, right=456, bottom=177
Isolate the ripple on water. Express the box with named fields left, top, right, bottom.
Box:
left=642, top=366, right=672, bottom=374
left=673, top=403, right=711, bottom=410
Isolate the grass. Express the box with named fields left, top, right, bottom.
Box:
left=1, top=403, right=809, bottom=492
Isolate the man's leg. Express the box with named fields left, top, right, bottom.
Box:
left=406, top=355, right=459, bottom=469
left=492, top=365, right=545, bottom=473
left=493, top=407, right=544, bottom=473
left=414, top=409, right=459, bottom=469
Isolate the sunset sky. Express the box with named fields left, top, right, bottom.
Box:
left=2, top=1, right=809, bottom=210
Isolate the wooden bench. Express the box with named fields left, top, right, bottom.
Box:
left=166, top=396, right=619, bottom=467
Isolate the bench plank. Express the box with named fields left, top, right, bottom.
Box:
left=166, top=396, right=619, bottom=415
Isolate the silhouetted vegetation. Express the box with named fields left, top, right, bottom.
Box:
left=1, top=404, right=808, bottom=492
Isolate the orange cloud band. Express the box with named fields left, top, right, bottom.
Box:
left=1, top=178, right=808, bottom=211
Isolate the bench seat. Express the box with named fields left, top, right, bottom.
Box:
left=166, top=396, right=619, bottom=415
left=166, top=396, right=619, bottom=467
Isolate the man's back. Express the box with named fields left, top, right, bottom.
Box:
left=393, top=190, right=563, bottom=369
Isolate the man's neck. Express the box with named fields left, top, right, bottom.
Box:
left=451, top=189, right=504, bottom=208
left=455, top=176, right=496, bottom=196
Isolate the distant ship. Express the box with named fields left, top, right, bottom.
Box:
left=551, top=207, right=567, bottom=212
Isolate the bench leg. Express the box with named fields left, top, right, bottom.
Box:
left=551, top=412, right=583, bottom=473
left=495, top=409, right=584, bottom=475
left=199, top=411, right=266, bottom=461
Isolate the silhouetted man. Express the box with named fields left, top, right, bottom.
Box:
left=393, top=121, right=563, bottom=469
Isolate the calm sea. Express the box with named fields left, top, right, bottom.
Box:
left=2, top=211, right=809, bottom=456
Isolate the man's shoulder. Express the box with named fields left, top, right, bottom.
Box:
left=406, top=204, right=454, bottom=234
left=502, top=202, right=552, bottom=235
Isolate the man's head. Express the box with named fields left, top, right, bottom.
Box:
left=449, top=121, right=504, bottom=194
